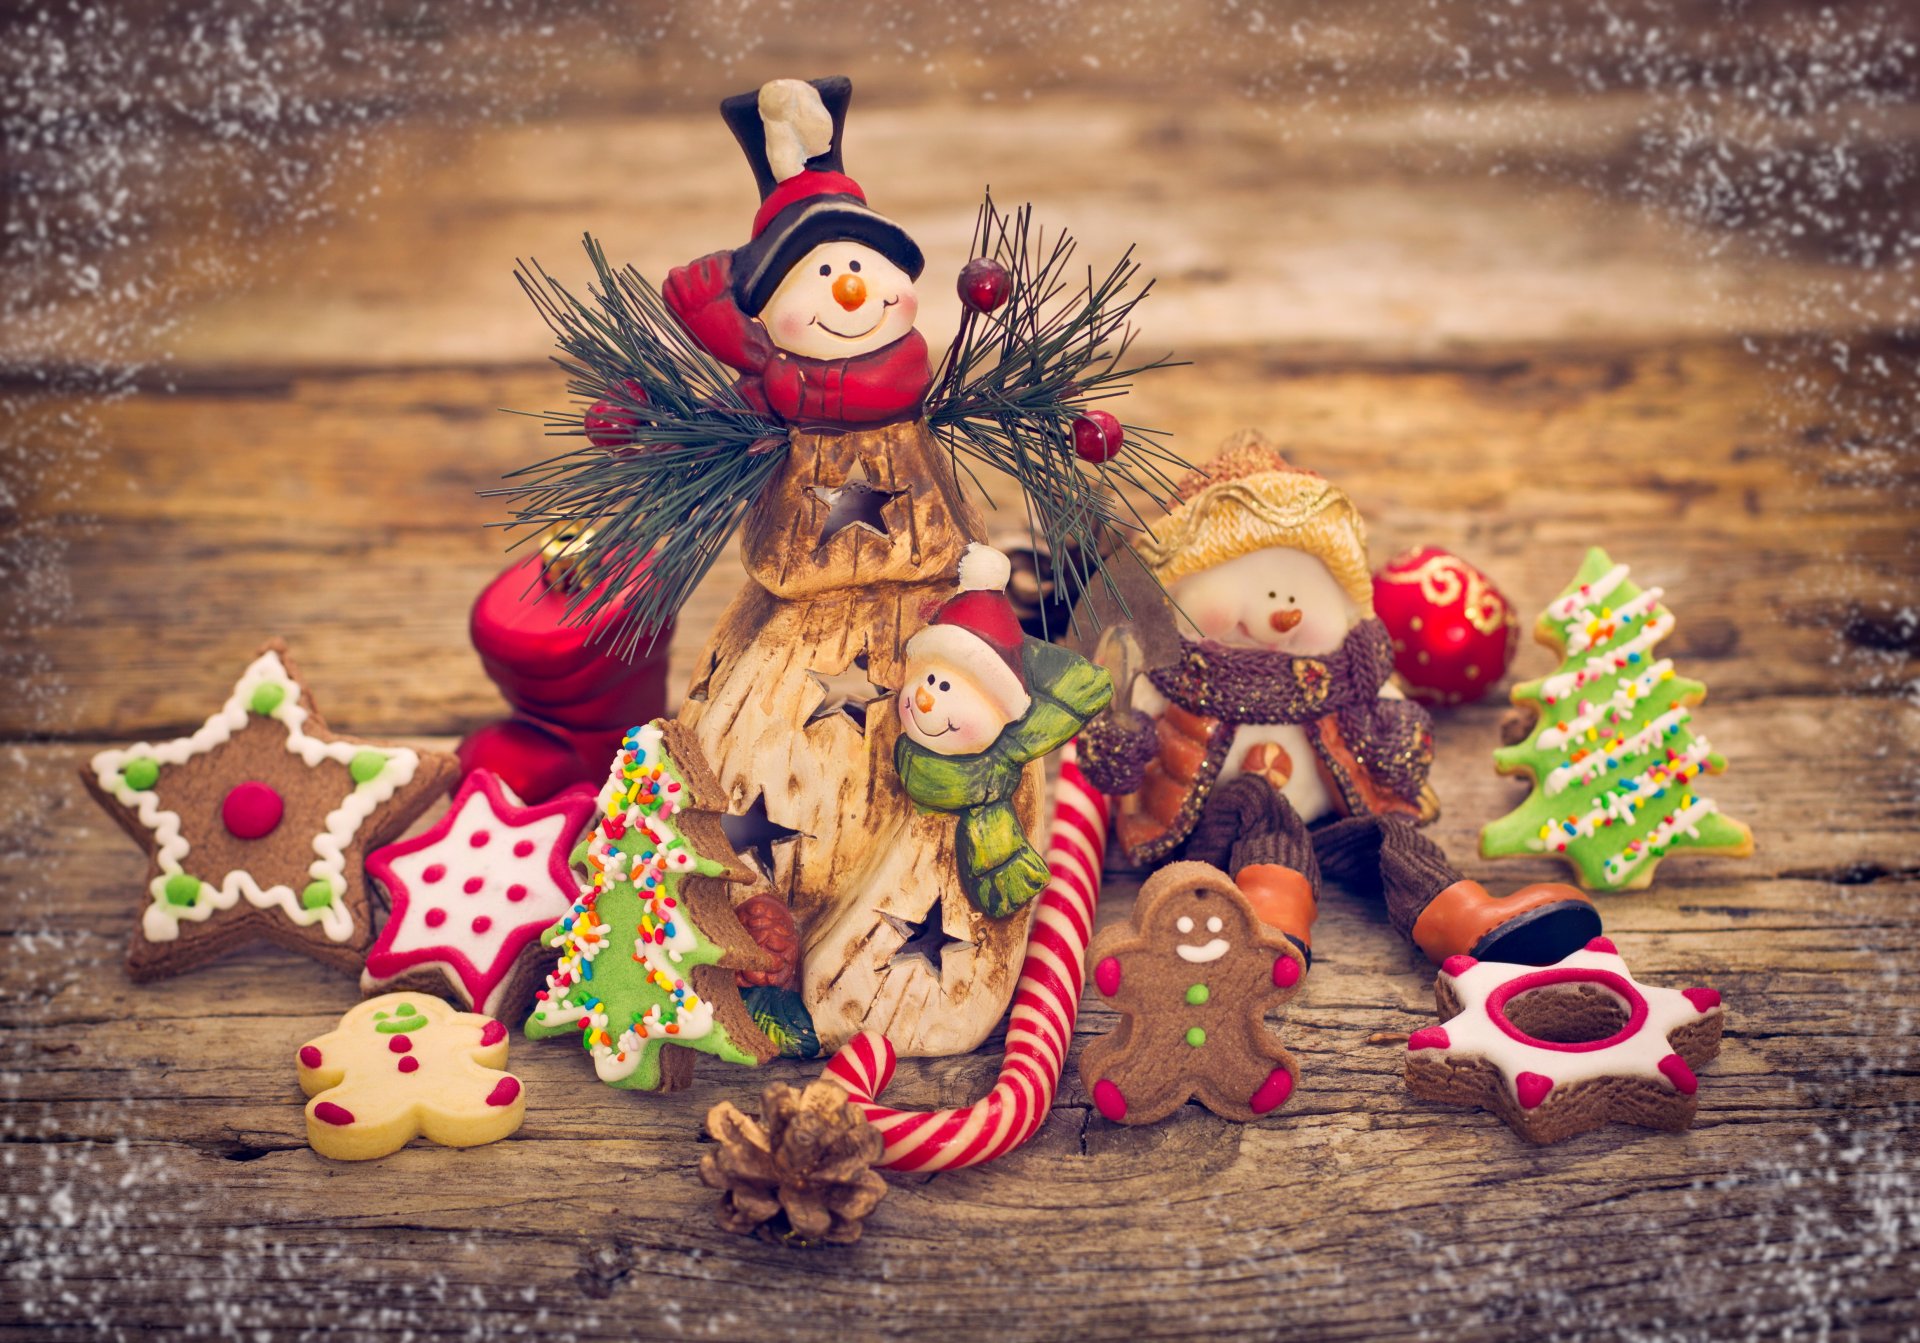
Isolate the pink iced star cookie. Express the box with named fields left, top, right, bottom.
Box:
left=297, top=993, right=526, bottom=1161
left=1403, top=937, right=1724, bottom=1144
left=362, top=771, right=595, bottom=1018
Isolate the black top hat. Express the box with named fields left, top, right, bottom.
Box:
left=720, top=76, right=925, bottom=316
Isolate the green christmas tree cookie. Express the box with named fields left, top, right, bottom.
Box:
left=525, top=719, right=778, bottom=1092
left=1480, top=548, right=1753, bottom=892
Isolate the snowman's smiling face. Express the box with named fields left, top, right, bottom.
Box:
left=760, top=242, right=918, bottom=360
left=1169, top=547, right=1355, bottom=655
left=897, top=658, right=1010, bottom=756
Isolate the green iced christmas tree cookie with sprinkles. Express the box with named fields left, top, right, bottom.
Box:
left=525, top=718, right=779, bottom=1092
left=81, top=639, right=460, bottom=981
left=1480, top=549, right=1754, bottom=892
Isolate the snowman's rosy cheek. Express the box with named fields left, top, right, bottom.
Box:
left=1191, top=603, right=1237, bottom=638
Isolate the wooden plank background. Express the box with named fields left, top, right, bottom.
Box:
left=5, top=4, right=1917, bottom=1339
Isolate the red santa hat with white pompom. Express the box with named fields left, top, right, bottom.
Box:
left=908, top=544, right=1032, bottom=721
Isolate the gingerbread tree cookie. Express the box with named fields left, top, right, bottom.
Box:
left=1079, top=861, right=1307, bottom=1125
left=1403, top=937, right=1725, bottom=1144
left=363, top=771, right=598, bottom=1019
left=82, top=641, right=459, bottom=981
left=524, top=720, right=779, bottom=1092
left=296, top=993, right=527, bottom=1161
left=1480, top=549, right=1753, bottom=891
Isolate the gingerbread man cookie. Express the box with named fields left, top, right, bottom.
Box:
left=1080, top=861, right=1307, bottom=1125
left=1403, top=937, right=1724, bottom=1144
left=296, top=993, right=527, bottom=1161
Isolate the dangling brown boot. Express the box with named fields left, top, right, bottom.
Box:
left=1410, top=880, right=1600, bottom=965
left=1234, top=863, right=1318, bottom=968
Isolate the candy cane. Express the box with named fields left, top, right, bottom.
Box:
left=822, top=743, right=1109, bottom=1171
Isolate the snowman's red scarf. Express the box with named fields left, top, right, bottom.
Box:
left=1147, top=618, right=1397, bottom=727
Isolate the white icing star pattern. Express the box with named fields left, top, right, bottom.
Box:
left=363, top=772, right=595, bottom=1017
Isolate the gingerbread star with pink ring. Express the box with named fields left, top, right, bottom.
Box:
left=362, top=770, right=596, bottom=1019
left=1403, top=937, right=1725, bottom=1144
left=82, top=640, right=459, bottom=981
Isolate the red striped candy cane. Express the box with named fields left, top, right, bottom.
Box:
left=822, top=743, right=1110, bottom=1171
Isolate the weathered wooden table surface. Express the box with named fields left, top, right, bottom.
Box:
left=6, top=10, right=1918, bottom=1340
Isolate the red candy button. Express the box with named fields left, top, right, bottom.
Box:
left=221, top=781, right=284, bottom=840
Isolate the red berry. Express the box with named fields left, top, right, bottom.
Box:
left=1071, top=410, right=1124, bottom=464
left=957, top=258, right=1011, bottom=314
left=584, top=379, right=650, bottom=449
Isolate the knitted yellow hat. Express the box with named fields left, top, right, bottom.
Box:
left=1134, top=431, right=1375, bottom=616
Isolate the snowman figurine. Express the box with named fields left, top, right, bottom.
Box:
left=664, top=76, right=934, bottom=427
left=1080, top=436, right=1601, bottom=969
left=894, top=544, right=1113, bottom=918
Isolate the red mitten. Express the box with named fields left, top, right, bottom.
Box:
left=662, top=252, right=773, bottom=374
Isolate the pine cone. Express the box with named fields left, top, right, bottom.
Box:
left=699, top=1079, right=886, bottom=1247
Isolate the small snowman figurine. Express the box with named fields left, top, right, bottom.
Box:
left=664, top=76, right=932, bottom=427
left=1081, top=436, right=1601, bottom=969
left=894, top=544, right=1113, bottom=917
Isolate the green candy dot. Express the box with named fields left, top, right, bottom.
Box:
left=349, top=751, right=386, bottom=785
left=1185, top=983, right=1210, bottom=1006
left=163, top=873, right=201, bottom=907
left=300, top=880, right=335, bottom=910
left=122, top=758, right=160, bottom=791
left=1185, top=1026, right=1207, bottom=1048
left=249, top=682, right=285, bottom=715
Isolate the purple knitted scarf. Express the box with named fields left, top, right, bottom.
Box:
left=1146, top=618, right=1397, bottom=727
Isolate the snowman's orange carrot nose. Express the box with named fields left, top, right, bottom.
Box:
left=1269, top=608, right=1303, bottom=633
left=833, top=273, right=867, bottom=310
left=915, top=686, right=935, bottom=713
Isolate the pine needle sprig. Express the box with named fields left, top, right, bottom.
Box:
left=927, top=192, right=1190, bottom=636
left=484, top=235, right=788, bottom=655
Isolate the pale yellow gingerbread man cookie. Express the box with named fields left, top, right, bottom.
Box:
left=295, top=993, right=526, bottom=1160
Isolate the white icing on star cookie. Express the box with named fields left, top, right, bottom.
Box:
left=362, top=771, right=596, bottom=1017
left=88, top=648, right=420, bottom=944
left=1408, top=938, right=1723, bottom=1117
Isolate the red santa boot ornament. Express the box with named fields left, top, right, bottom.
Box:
left=457, top=527, right=672, bottom=802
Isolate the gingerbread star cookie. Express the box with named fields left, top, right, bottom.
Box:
left=296, top=993, right=526, bottom=1160
left=1403, top=937, right=1725, bottom=1143
left=362, top=771, right=596, bottom=1018
left=82, top=641, right=459, bottom=981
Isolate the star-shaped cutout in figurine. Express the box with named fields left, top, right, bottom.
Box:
left=80, top=641, right=460, bottom=981
left=362, top=771, right=597, bottom=1018
left=720, top=792, right=803, bottom=882
left=811, top=462, right=903, bottom=546
left=805, top=651, right=893, bottom=733
left=883, top=904, right=969, bottom=981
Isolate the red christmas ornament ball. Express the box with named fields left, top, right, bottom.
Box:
left=1372, top=546, right=1518, bottom=706
left=1071, top=409, right=1124, bottom=464
left=957, top=257, right=1011, bottom=314
left=583, top=379, right=651, bottom=449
